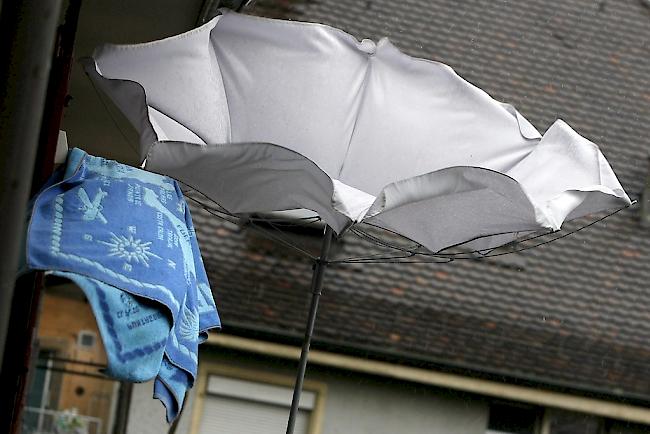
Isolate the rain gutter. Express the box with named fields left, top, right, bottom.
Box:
left=207, top=333, right=650, bottom=425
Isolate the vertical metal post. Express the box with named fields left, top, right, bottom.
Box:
left=286, top=226, right=333, bottom=434
left=112, top=382, right=133, bottom=434
left=33, top=0, right=82, bottom=192
left=0, top=273, right=45, bottom=434
left=0, top=0, right=62, bottom=377
left=0, top=1, right=79, bottom=433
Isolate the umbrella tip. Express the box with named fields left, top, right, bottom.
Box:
left=359, top=39, right=376, bottom=55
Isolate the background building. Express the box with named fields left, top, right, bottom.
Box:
left=19, top=0, right=650, bottom=433
left=26, top=282, right=120, bottom=434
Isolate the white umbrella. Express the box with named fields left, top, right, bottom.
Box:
left=83, top=9, right=630, bottom=433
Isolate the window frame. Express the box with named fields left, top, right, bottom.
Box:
left=188, top=361, right=327, bottom=434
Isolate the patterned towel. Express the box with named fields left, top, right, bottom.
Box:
left=27, top=148, right=220, bottom=422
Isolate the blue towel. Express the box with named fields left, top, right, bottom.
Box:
left=27, top=148, right=221, bottom=422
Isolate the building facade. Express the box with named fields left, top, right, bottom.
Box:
left=21, top=0, right=650, bottom=433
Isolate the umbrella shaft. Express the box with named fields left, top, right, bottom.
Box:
left=286, top=226, right=333, bottom=434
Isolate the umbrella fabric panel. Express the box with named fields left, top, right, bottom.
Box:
left=211, top=11, right=370, bottom=177
left=362, top=122, right=629, bottom=251
left=86, top=10, right=630, bottom=253
left=364, top=166, right=541, bottom=253
left=91, top=18, right=230, bottom=149
left=146, top=141, right=353, bottom=233
left=339, top=38, right=540, bottom=196
left=507, top=120, right=628, bottom=225
left=83, top=62, right=161, bottom=161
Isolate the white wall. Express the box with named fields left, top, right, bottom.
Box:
left=126, top=347, right=488, bottom=434
left=125, top=377, right=199, bottom=434
left=318, top=374, right=487, bottom=434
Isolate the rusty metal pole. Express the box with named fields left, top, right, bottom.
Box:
left=33, top=0, right=82, bottom=192
left=0, top=1, right=84, bottom=433
left=0, top=0, right=63, bottom=372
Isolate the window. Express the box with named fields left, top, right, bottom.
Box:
left=77, top=330, right=97, bottom=349
left=196, top=372, right=323, bottom=434
left=543, top=409, right=604, bottom=434
left=487, top=402, right=541, bottom=434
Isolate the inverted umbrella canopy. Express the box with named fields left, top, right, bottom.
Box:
left=84, top=10, right=630, bottom=254
left=84, top=9, right=630, bottom=432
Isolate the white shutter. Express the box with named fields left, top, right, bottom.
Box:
left=198, top=395, right=310, bottom=434
left=198, top=374, right=314, bottom=434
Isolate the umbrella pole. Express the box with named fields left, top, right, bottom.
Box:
left=286, top=225, right=334, bottom=434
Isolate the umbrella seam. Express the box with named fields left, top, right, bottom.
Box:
left=336, top=55, right=374, bottom=179
left=208, top=16, right=233, bottom=143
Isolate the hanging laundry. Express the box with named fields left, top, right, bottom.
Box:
left=26, top=148, right=221, bottom=422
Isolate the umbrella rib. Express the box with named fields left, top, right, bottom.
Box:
left=185, top=182, right=634, bottom=264
left=340, top=229, right=424, bottom=261
left=185, top=191, right=318, bottom=260
left=335, top=56, right=374, bottom=179
left=481, top=203, right=634, bottom=258
left=352, top=226, right=428, bottom=254
left=247, top=221, right=318, bottom=260
left=248, top=216, right=322, bottom=226
left=264, top=216, right=324, bottom=233
left=331, top=202, right=635, bottom=264
left=185, top=194, right=240, bottom=224
left=358, top=220, right=535, bottom=258
left=186, top=188, right=323, bottom=229
left=146, top=103, right=210, bottom=145
left=333, top=255, right=453, bottom=264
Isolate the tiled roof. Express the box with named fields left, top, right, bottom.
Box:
left=193, top=0, right=650, bottom=402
